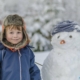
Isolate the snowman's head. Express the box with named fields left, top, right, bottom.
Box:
left=51, top=21, right=80, bottom=49
left=51, top=31, right=80, bottom=49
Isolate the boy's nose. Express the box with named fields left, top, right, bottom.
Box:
left=13, top=34, right=18, bottom=37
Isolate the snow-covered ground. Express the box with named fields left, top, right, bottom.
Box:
left=34, top=51, right=49, bottom=69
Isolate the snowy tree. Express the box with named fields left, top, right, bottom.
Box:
left=23, top=0, right=63, bottom=51
left=56, top=0, right=80, bottom=24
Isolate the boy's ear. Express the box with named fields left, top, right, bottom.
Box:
left=2, top=25, right=4, bottom=32
left=23, top=25, right=26, bottom=30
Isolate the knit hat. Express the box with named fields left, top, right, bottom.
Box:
left=51, top=21, right=80, bottom=35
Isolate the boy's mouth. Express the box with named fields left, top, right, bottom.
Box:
left=12, top=39, right=19, bottom=40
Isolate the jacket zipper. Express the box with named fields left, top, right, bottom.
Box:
left=18, top=50, right=22, bottom=80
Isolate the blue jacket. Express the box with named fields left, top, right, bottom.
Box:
left=0, top=43, right=41, bottom=80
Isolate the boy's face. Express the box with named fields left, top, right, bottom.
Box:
left=6, top=27, right=23, bottom=44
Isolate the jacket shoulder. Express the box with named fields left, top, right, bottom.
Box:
left=26, top=44, right=34, bottom=48
left=0, top=42, right=5, bottom=50
left=25, top=44, right=35, bottom=57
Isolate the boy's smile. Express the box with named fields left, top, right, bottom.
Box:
left=6, top=28, right=23, bottom=44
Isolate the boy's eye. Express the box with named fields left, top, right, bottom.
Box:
left=57, top=35, right=60, bottom=38
left=69, top=35, right=72, bottom=38
left=10, top=32, right=13, bottom=34
left=17, top=32, right=21, bottom=34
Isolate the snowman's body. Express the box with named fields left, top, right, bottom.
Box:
left=42, top=31, right=80, bottom=80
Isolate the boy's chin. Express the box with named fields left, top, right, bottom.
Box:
left=10, top=42, right=20, bottom=45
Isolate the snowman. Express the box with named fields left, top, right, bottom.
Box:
left=42, top=21, right=80, bottom=80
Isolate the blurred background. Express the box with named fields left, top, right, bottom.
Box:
left=0, top=0, right=80, bottom=52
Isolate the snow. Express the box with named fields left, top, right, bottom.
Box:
left=34, top=51, right=49, bottom=69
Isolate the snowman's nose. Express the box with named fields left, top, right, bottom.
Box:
left=60, top=40, right=65, bottom=44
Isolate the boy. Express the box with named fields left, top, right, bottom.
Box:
left=0, top=14, right=41, bottom=80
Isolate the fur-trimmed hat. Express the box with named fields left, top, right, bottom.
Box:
left=1, top=14, right=30, bottom=51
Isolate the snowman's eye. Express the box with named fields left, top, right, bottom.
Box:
left=69, top=35, right=72, bottom=38
left=57, top=35, right=60, bottom=38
